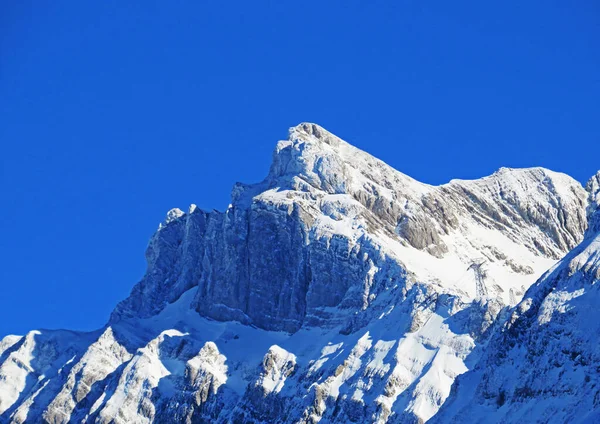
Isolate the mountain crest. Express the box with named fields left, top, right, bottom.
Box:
left=289, top=122, right=344, bottom=148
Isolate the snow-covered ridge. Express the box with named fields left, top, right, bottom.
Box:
left=435, top=171, right=600, bottom=423
left=0, top=123, right=597, bottom=423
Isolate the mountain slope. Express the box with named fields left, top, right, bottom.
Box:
left=0, top=124, right=594, bottom=423
left=434, top=171, right=600, bottom=423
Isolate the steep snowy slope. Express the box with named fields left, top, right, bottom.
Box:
left=0, top=124, right=593, bottom=423
left=435, top=171, right=600, bottom=424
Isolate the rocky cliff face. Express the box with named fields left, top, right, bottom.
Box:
left=0, top=124, right=596, bottom=423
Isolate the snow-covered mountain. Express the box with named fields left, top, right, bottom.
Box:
left=0, top=123, right=596, bottom=423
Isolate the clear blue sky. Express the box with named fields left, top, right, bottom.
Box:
left=1, top=1, right=599, bottom=337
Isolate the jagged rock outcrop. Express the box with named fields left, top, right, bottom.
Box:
left=0, top=124, right=596, bottom=423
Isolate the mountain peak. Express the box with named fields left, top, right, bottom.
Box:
left=265, top=122, right=425, bottom=197
left=288, top=122, right=343, bottom=148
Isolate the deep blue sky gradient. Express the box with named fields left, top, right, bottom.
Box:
left=1, top=1, right=599, bottom=336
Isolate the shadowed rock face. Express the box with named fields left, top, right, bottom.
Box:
left=1, top=124, right=597, bottom=424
